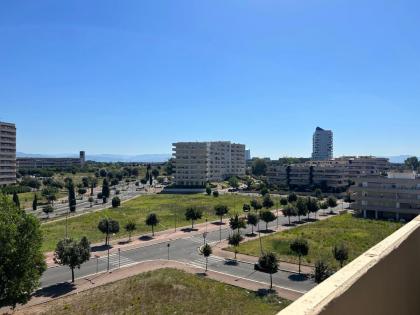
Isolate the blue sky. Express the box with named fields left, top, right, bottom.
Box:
left=1, top=0, right=420, bottom=158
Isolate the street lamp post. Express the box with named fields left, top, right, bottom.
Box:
left=118, top=248, right=121, bottom=269
left=203, top=232, right=208, bottom=245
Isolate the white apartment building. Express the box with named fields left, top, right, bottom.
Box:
left=312, top=126, right=333, bottom=160
left=351, top=172, right=420, bottom=221
left=0, top=121, right=16, bottom=186
left=173, top=141, right=246, bottom=186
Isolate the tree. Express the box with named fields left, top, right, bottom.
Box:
left=202, top=243, right=212, bottom=272
left=78, top=188, right=87, bottom=199
left=290, top=238, right=309, bottom=274
left=54, top=237, right=90, bottom=283
left=82, top=177, right=90, bottom=188
left=145, top=213, right=159, bottom=236
left=228, top=176, right=239, bottom=189
left=228, top=232, right=243, bottom=259
left=42, top=205, right=54, bottom=218
left=247, top=213, right=258, bottom=235
left=102, top=178, right=110, bottom=198
left=47, top=194, right=57, bottom=205
left=320, top=201, right=329, bottom=214
left=206, top=186, right=212, bottom=196
left=212, top=190, right=219, bottom=197
left=68, top=182, right=77, bottom=212
left=404, top=156, right=419, bottom=171
left=288, top=192, right=298, bottom=203
left=12, top=192, right=20, bottom=208
left=258, top=252, right=279, bottom=290
left=229, top=214, right=246, bottom=232
left=112, top=196, right=121, bottom=208
left=314, top=260, right=330, bottom=283
left=307, top=197, right=319, bottom=219
left=296, top=198, right=308, bottom=222
left=262, top=194, right=274, bottom=209
left=260, top=187, right=269, bottom=196
left=314, top=188, right=323, bottom=200
left=214, top=204, right=229, bottom=223
left=252, top=158, right=267, bottom=176
left=125, top=221, right=136, bottom=242
left=327, top=196, right=337, bottom=208
left=0, top=195, right=46, bottom=309
left=32, top=194, right=38, bottom=211
left=242, top=203, right=251, bottom=212
left=97, top=218, right=120, bottom=246
left=149, top=175, right=153, bottom=186
left=88, top=196, right=94, bottom=207
left=250, top=199, right=262, bottom=211
left=260, top=210, right=276, bottom=231
left=333, top=244, right=349, bottom=268
left=282, top=205, right=297, bottom=225
left=151, top=169, right=160, bottom=178
left=280, top=197, right=288, bottom=207
left=185, top=207, right=202, bottom=229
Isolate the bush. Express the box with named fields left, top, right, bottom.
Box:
left=213, top=191, right=219, bottom=198
left=115, top=190, right=120, bottom=195
left=112, top=197, right=121, bottom=208
left=97, top=192, right=103, bottom=199
left=1, top=185, right=31, bottom=194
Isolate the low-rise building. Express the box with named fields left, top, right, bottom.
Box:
left=17, top=151, right=86, bottom=169
left=172, top=141, right=246, bottom=186
left=267, top=156, right=390, bottom=191
left=0, top=121, right=16, bottom=186
left=351, top=172, right=420, bottom=221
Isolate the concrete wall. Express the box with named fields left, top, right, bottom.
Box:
left=279, top=216, right=420, bottom=315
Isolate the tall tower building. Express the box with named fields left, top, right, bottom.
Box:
left=312, top=127, right=333, bottom=161
left=0, top=121, right=16, bottom=186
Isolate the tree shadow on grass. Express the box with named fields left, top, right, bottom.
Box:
left=212, top=221, right=226, bottom=226
left=303, top=218, right=318, bottom=223
left=139, top=235, right=153, bottom=241
left=196, top=272, right=208, bottom=277
left=282, top=223, right=296, bottom=227
left=288, top=273, right=309, bottom=282
left=118, top=240, right=130, bottom=245
left=258, top=229, right=275, bottom=234
left=245, top=232, right=257, bottom=237
left=181, top=227, right=198, bottom=233
left=33, top=282, right=76, bottom=299
left=91, top=244, right=111, bottom=252
left=255, top=288, right=276, bottom=297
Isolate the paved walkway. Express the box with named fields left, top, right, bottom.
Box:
left=12, top=260, right=302, bottom=314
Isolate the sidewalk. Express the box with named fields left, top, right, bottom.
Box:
left=13, top=260, right=304, bottom=314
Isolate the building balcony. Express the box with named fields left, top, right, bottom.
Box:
left=279, top=215, right=420, bottom=315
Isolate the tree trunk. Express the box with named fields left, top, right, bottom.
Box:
left=298, top=256, right=301, bottom=274
left=220, top=216, right=223, bottom=224
left=71, top=267, right=75, bottom=283
left=251, top=225, right=254, bottom=234
left=206, top=257, right=208, bottom=271
left=234, top=248, right=237, bottom=260
left=270, top=273, right=273, bottom=290
left=152, top=225, right=154, bottom=236
left=266, top=222, right=268, bottom=231
left=192, top=220, right=194, bottom=229
left=288, top=216, right=291, bottom=225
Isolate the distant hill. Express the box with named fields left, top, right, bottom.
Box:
left=384, top=155, right=416, bottom=164
left=17, top=152, right=171, bottom=163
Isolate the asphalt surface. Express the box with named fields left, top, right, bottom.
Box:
left=40, top=202, right=348, bottom=293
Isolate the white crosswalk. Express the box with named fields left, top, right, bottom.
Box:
left=98, top=253, right=135, bottom=268
left=188, top=255, right=226, bottom=269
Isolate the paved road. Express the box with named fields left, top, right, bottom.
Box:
left=40, top=202, right=348, bottom=293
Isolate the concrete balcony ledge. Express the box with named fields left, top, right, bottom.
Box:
left=279, top=215, right=420, bottom=315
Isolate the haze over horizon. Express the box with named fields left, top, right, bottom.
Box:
left=2, top=0, right=420, bottom=158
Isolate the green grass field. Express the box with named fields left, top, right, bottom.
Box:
left=41, top=194, right=277, bottom=252
left=38, top=268, right=289, bottom=315
left=232, top=213, right=403, bottom=268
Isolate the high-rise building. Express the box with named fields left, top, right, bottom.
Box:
left=172, top=141, right=246, bottom=186
left=312, top=126, right=333, bottom=160
left=0, top=121, right=16, bottom=186
left=245, top=149, right=251, bottom=161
